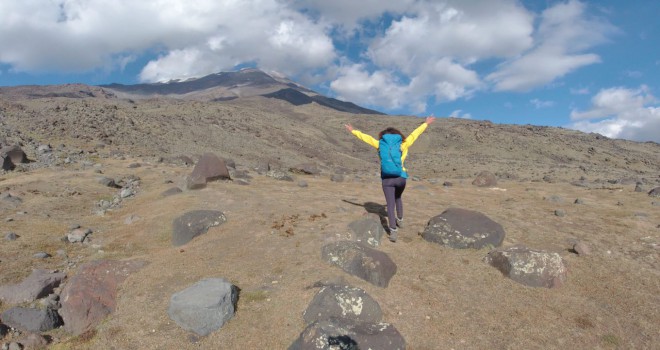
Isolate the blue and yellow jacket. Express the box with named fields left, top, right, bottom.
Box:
left=351, top=122, right=429, bottom=178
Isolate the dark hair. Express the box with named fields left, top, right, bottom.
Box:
left=378, top=127, right=406, bottom=141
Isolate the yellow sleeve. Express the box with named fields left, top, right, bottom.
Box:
left=351, top=130, right=379, bottom=149
left=401, top=122, right=428, bottom=150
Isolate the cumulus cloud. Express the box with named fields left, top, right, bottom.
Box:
left=0, top=0, right=335, bottom=82
left=568, top=86, right=660, bottom=142
left=487, top=0, right=616, bottom=92
left=331, top=0, right=527, bottom=111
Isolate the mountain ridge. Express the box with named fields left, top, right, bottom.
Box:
left=99, top=68, right=384, bottom=115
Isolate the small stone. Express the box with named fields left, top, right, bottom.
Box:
left=443, top=181, right=453, bottom=187
left=33, top=252, right=51, bottom=259
left=555, top=209, right=566, bottom=217
left=574, top=198, right=584, bottom=205
left=5, top=232, right=19, bottom=241
left=297, top=180, right=308, bottom=188
left=573, top=242, right=591, bottom=256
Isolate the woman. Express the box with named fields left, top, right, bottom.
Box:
left=345, top=116, right=435, bottom=242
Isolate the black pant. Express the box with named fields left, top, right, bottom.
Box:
left=382, top=177, right=406, bottom=229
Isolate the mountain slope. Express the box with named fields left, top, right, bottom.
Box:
left=99, top=68, right=383, bottom=115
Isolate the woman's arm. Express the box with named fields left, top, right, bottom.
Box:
left=345, top=123, right=379, bottom=148
left=402, top=116, right=435, bottom=148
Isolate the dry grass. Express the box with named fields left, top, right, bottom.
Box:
left=1, top=156, right=658, bottom=349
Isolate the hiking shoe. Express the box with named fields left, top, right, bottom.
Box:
left=389, top=228, right=398, bottom=242
left=396, top=218, right=404, bottom=228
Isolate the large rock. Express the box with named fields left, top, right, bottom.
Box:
left=289, top=318, right=405, bottom=350
left=348, top=214, right=385, bottom=247
left=649, top=187, right=660, bottom=197
left=0, top=145, right=28, bottom=165
left=172, top=210, right=227, bottom=246
left=168, top=278, right=238, bottom=336
left=303, top=284, right=382, bottom=325
left=186, top=153, right=230, bottom=189
left=484, top=245, right=568, bottom=288
left=472, top=171, right=497, bottom=187
left=59, top=260, right=146, bottom=335
left=321, top=241, right=397, bottom=288
left=1, top=307, right=62, bottom=332
left=422, top=208, right=505, bottom=249
left=0, top=269, right=66, bottom=304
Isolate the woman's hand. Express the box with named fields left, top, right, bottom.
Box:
left=425, top=116, right=436, bottom=125
left=344, top=123, right=354, bottom=132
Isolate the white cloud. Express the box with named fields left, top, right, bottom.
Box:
left=449, top=110, right=471, bottom=119
left=291, top=0, right=414, bottom=32
left=330, top=64, right=418, bottom=111
left=568, top=86, right=660, bottom=142
left=0, top=0, right=335, bottom=82
left=530, top=98, right=555, bottom=109
left=487, top=0, right=616, bottom=92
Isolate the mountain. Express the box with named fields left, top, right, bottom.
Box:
left=100, top=68, right=384, bottom=115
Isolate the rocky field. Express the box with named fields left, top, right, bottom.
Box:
left=0, top=87, right=658, bottom=349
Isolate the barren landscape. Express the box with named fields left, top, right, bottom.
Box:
left=0, top=81, right=659, bottom=349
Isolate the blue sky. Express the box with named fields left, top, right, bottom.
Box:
left=1, top=0, right=658, bottom=142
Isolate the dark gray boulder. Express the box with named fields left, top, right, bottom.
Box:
left=0, top=269, right=66, bottom=304
left=168, top=278, right=238, bottom=336
left=484, top=245, right=568, bottom=288
left=289, top=318, right=405, bottom=350
left=422, top=208, right=505, bottom=249
left=172, top=210, right=227, bottom=246
left=1, top=307, right=62, bottom=332
left=472, top=171, right=497, bottom=187
left=321, top=241, right=397, bottom=288
left=303, top=284, right=382, bottom=325
left=186, top=153, right=230, bottom=189
left=348, top=214, right=385, bottom=247
left=649, top=187, right=660, bottom=197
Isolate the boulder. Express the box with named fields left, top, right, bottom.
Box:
left=0, top=269, right=66, bottom=304
left=321, top=241, right=397, bottom=288
left=59, top=260, right=147, bottom=335
left=0, top=145, right=28, bottom=165
left=168, top=278, right=238, bottom=336
left=289, top=318, right=405, bottom=350
left=348, top=214, right=385, bottom=247
left=172, top=210, right=227, bottom=246
left=303, top=284, right=382, bottom=325
left=186, top=153, right=230, bottom=189
left=0, top=307, right=62, bottom=332
left=472, top=171, right=497, bottom=187
left=422, top=208, right=505, bottom=249
left=484, top=245, right=568, bottom=288
left=649, top=187, right=660, bottom=197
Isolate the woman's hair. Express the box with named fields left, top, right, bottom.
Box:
left=378, top=127, right=406, bottom=141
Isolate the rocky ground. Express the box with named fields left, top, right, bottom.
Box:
left=0, top=89, right=658, bottom=349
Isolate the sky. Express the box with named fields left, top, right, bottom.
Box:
left=0, top=0, right=659, bottom=143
